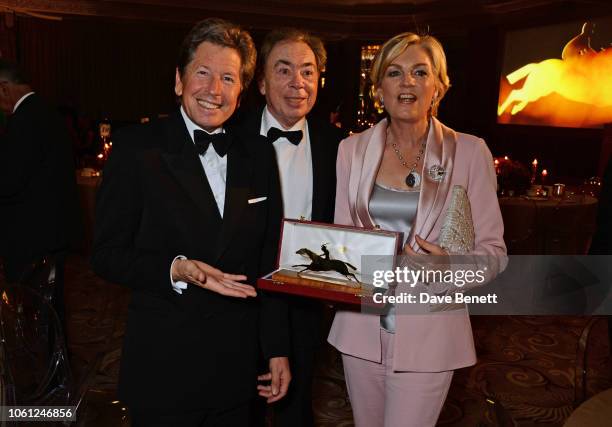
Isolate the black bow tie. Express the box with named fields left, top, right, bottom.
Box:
left=267, top=127, right=303, bottom=145
left=194, top=130, right=230, bottom=157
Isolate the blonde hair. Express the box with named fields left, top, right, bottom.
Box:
left=370, top=32, right=450, bottom=116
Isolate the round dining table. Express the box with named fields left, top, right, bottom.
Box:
left=498, top=195, right=598, bottom=255
left=75, top=171, right=599, bottom=256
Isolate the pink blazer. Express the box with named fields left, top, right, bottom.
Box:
left=328, top=117, right=507, bottom=372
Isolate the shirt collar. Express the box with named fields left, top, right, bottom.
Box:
left=180, top=106, right=223, bottom=143
left=261, top=105, right=306, bottom=136
left=13, top=92, right=35, bottom=113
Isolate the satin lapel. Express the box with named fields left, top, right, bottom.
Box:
left=308, top=119, right=326, bottom=221
left=160, top=114, right=222, bottom=225
left=215, top=133, right=252, bottom=260
left=239, top=105, right=264, bottom=136
left=354, top=119, right=387, bottom=229
left=409, top=117, right=456, bottom=250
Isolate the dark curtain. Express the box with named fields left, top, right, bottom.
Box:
left=315, top=40, right=361, bottom=130
left=0, top=13, right=17, bottom=61
left=16, top=16, right=188, bottom=121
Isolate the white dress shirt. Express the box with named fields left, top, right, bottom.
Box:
left=260, top=106, right=313, bottom=221
left=171, top=107, right=228, bottom=294
left=180, top=107, right=227, bottom=217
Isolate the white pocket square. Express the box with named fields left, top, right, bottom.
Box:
left=248, top=196, right=267, bottom=204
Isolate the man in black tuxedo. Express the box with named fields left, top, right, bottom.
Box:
left=91, top=19, right=290, bottom=426
left=0, top=60, right=77, bottom=326
left=590, top=159, right=612, bottom=254
left=589, top=158, right=612, bottom=350
left=241, top=29, right=341, bottom=427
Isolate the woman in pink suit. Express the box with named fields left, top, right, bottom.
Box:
left=328, top=32, right=507, bottom=427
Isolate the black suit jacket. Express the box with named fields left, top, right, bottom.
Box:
left=241, top=106, right=340, bottom=225
left=240, top=107, right=341, bottom=346
left=0, top=93, right=78, bottom=272
left=91, top=111, right=289, bottom=411
left=590, top=159, right=612, bottom=254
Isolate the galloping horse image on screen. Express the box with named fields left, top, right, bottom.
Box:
left=498, top=22, right=612, bottom=128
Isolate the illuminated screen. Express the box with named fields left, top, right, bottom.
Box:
left=497, top=18, right=612, bottom=128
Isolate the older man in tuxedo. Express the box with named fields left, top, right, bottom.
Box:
left=241, top=28, right=341, bottom=427
left=92, top=18, right=290, bottom=426
left=0, top=60, right=77, bottom=328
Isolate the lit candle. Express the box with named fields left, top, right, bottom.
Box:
left=504, top=156, right=509, bottom=161
left=541, top=169, right=548, bottom=184
left=494, top=159, right=500, bottom=175
left=97, top=153, right=104, bottom=159
left=531, top=158, right=538, bottom=184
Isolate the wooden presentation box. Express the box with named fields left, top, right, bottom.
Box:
left=257, top=219, right=402, bottom=306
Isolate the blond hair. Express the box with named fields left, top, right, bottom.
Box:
left=370, top=32, right=450, bottom=116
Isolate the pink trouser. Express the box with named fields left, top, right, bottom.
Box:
left=341, top=329, right=453, bottom=427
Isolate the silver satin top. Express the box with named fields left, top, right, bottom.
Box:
left=369, top=183, right=419, bottom=333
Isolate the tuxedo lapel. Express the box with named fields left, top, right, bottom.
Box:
left=215, top=133, right=253, bottom=260
left=308, top=119, right=326, bottom=221
left=160, top=113, right=223, bottom=226
left=241, top=105, right=265, bottom=136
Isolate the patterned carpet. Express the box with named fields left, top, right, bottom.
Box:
left=60, top=254, right=611, bottom=426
